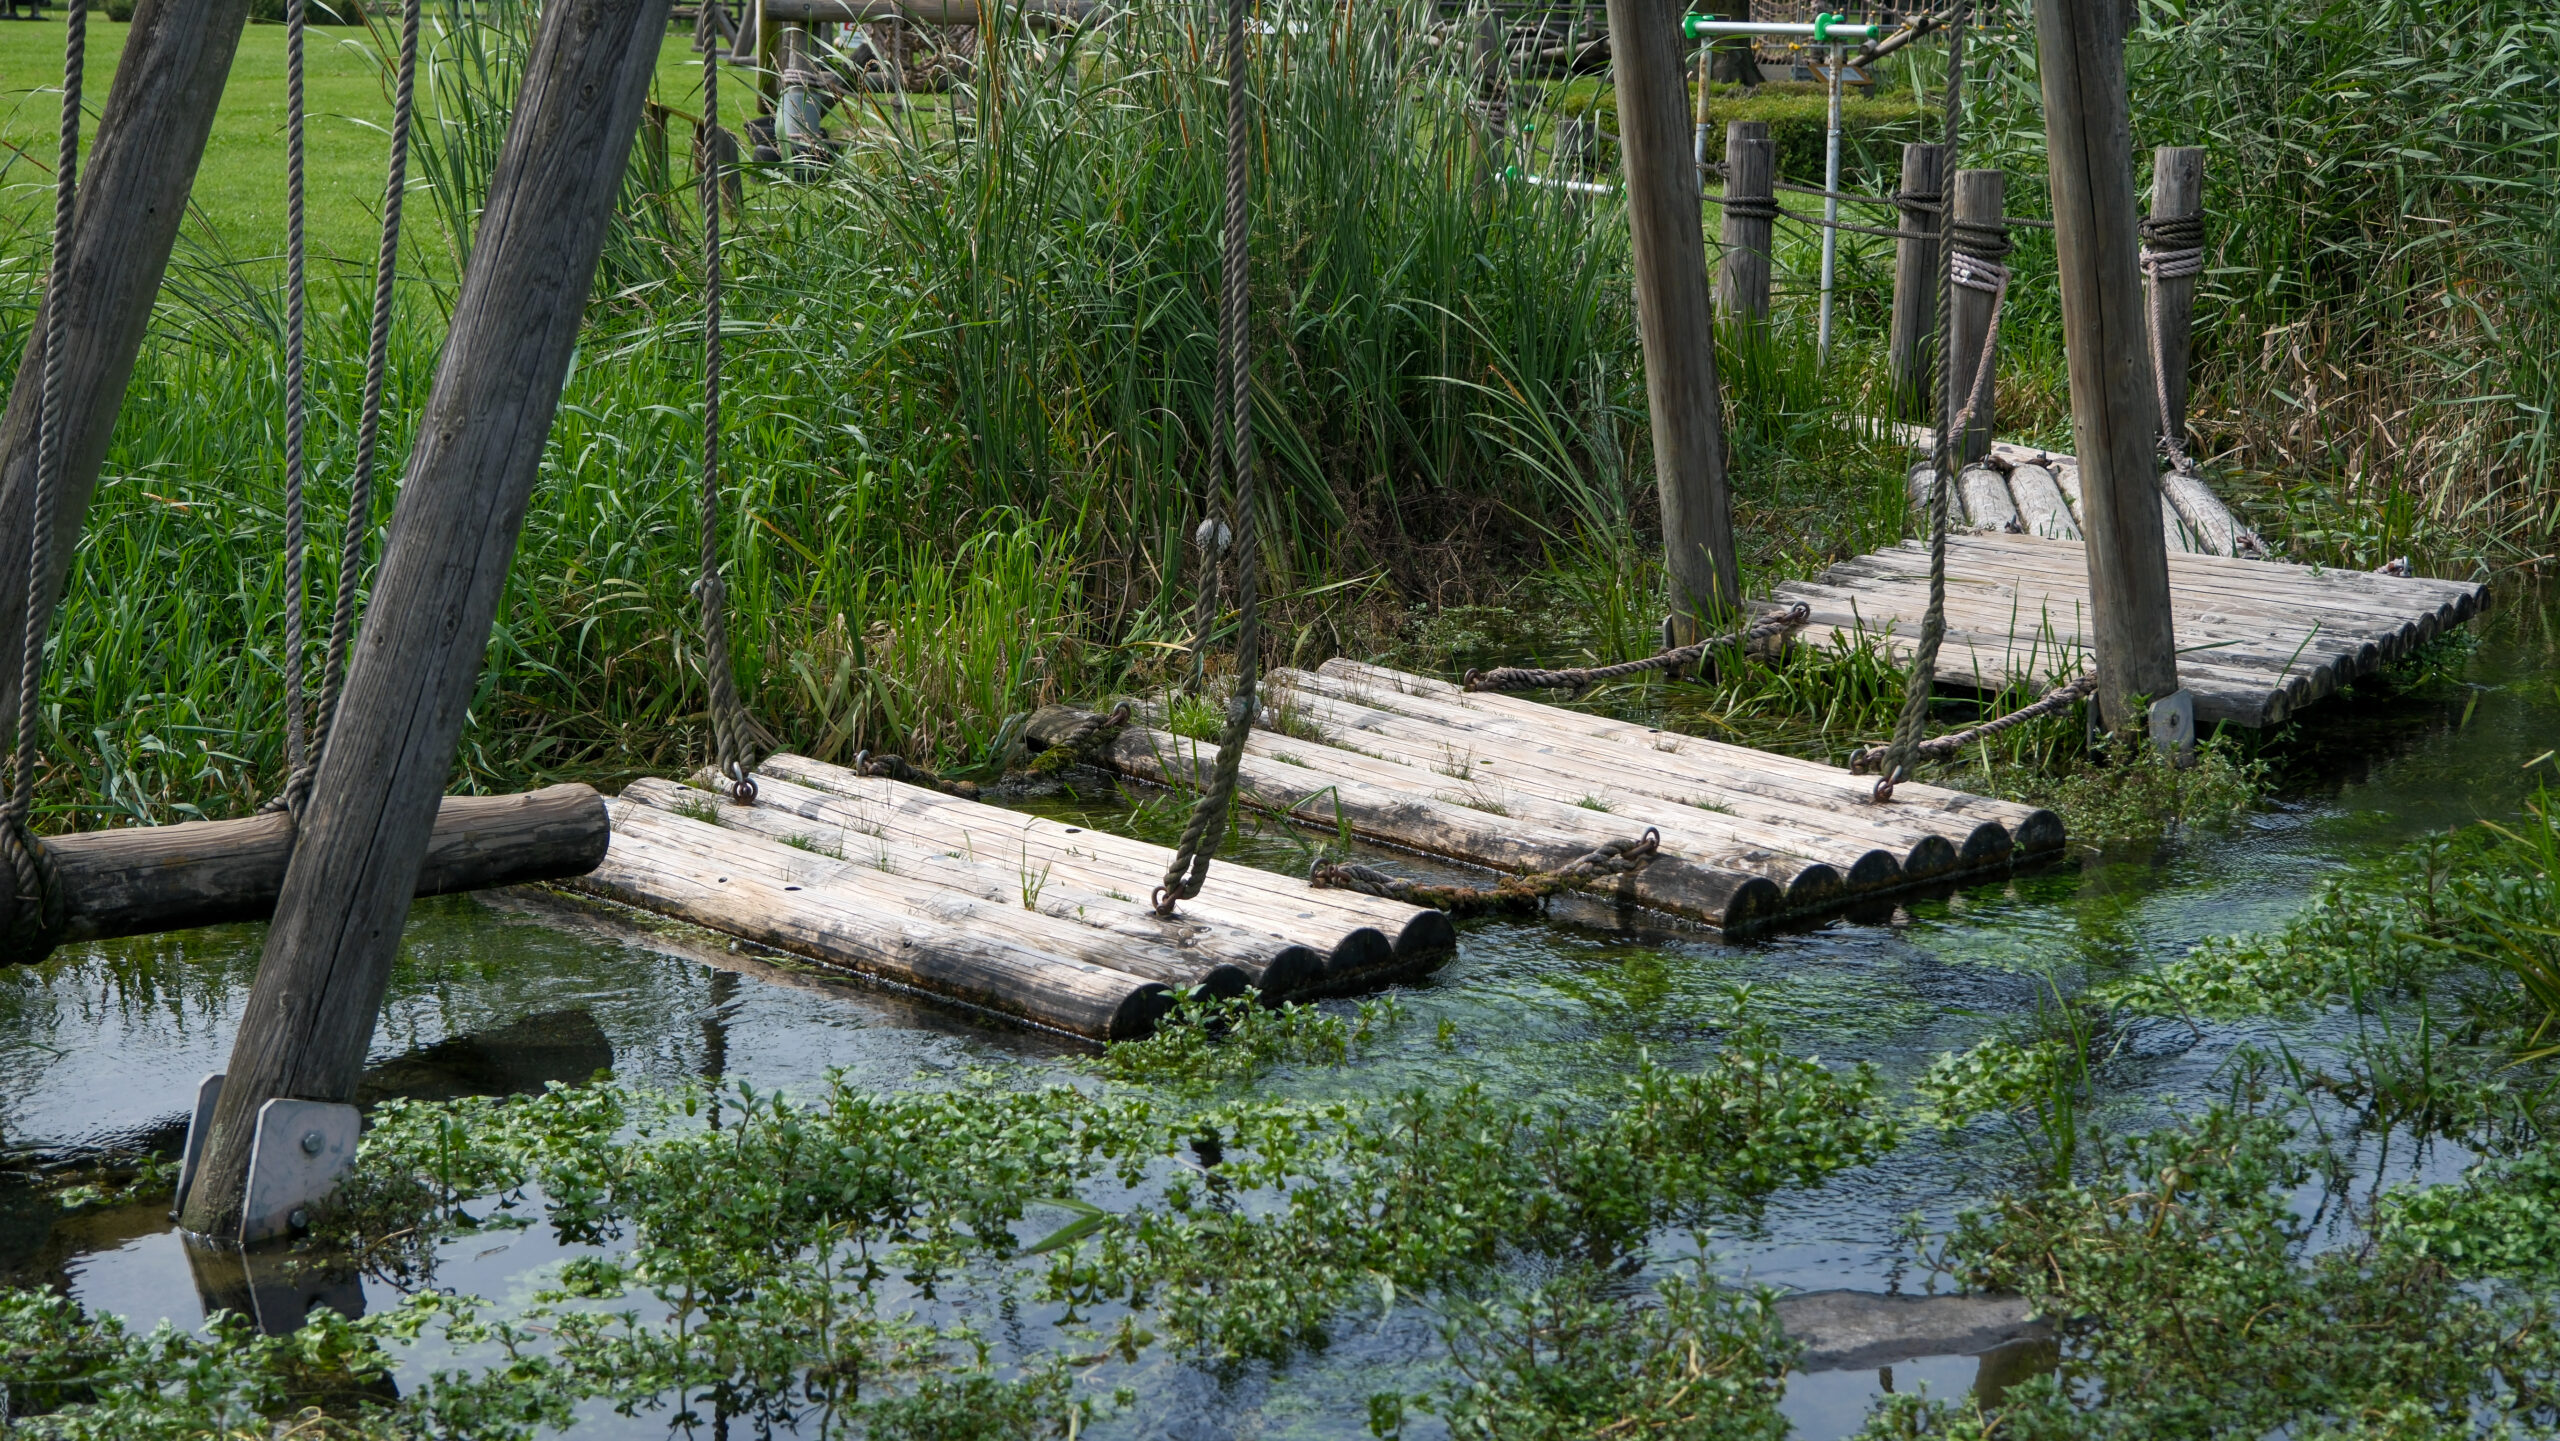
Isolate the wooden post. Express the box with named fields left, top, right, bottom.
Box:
left=1716, top=119, right=1773, bottom=324
left=0, top=0, right=251, bottom=739
left=2147, top=145, right=2205, bottom=447
left=1605, top=0, right=1738, bottom=631
left=1886, top=141, right=1943, bottom=420
left=1945, top=168, right=2003, bottom=462
left=181, top=0, right=672, bottom=1240
left=2032, top=0, right=2177, bottom=728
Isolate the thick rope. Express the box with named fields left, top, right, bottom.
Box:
left=316, top=0, right=421, bottom=750
left=3, top=0, right=83, bottom=965
left=695, top=53, right=770, bottom=804
left=2141, top=210, right=2205, bottom=477
left=276, top=0, right=312, bottom=815
left=1311, top=829, right=1661, bottom=918
left=1152, top=0, right=1260, bottom=918
left=1462, top=603, right=1810, bottom=694
left=1850, top=672, right=2095, bottom=774
left=1870, top=0, right=1970, bottom=805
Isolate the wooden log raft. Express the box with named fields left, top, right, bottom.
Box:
left=0, top=785, right=609, bottom=967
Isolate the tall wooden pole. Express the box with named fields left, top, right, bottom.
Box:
left=2146, top=145, right=2205, bottom=445
left=1605, top=0, right=1738, bottom=633
left=1945, top=169, right=2005, bottom=463
left=0, top=0, right=251, bottom=737
left=2033, top=0, right=2177, bottom=727
left=1886, top=142, right=1943, bottom=419
left=182, top=0, right=672, bottom=1239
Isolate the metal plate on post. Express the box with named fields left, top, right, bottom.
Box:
left=171, top=1072, right=223, bottom=1218
left=2148, top=687, right=2196, bottom=762
left=238, top=1097, right=361, bottom=1246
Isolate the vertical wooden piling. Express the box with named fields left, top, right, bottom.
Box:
left=2032, top=0, right=2178, bottom=727
left=2147, top=145, right=2205, bottom=447
left=1605, top=0, right=1738, bottom=630
left=180, top=0, right=673, bottom=1240
left=0, top=0, right=251, bottom=738
left=1886, top=142, right=1943, bottom=420
left=1716, top=119, right=1773, bottom=324
left=1945, top=168, right=2004, bottom=463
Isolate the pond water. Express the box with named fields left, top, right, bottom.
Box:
left=3, top=578, right=2552, bottom=1438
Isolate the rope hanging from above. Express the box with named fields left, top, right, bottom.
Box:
left=694, top=52, right=775, bottom=804
left=1152, top=0, right=1261, bottom=918
left=2, top=0, right=86, bottom=965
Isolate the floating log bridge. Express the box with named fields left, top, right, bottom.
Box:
left=1771, top=531, right=2490, bottom=729
left=1100, top=660, right=2062, bottom=932
left=572, top=758, right=1454, bottom=1042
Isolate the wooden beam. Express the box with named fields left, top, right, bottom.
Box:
left=1946, top=169, right=2003, bottom=463
left=0, top=786, right=606, bottom=962
left=2031, top=0, right=2177, bottom=726
left=180, top=0, right=671, bottom=1240
left=0, top=0, right=251, bottom=738
left=1716, top=119, right=1773, bottom=323
left=1606, top=0, right=1738, bottom=632
left=1886, top=142, right=1943, bottom=419
left=2147, top=145, right=2205, bottom=445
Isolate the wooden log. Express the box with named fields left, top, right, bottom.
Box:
left=1102, top=726, right=1800, bottom=928
left=623, top=775, right=1323, bottom=998
left=586, top=804, right=1172, bottom=1042
left=2008, top=464, right=2081, bottom=540
left=2161, top=469, right=2240, bottom=557
left=2147, top=146, right=2205, bottom=446
left=1269, top=669, right=2015, bottom=867
left=0, top=786, right=606, bottom=964
left=0, top=0, right=252, bottom=739
left=1312, top=660, right=2065, bottom=853
left=1945, top=169, right=2004, bottom=465
left=1251, top=683, right=1961, bottom=883
left=1610, top=0, right=1741, bottom=632
left=1716, top=119, right=1775, bottom=323
left=751, top=753, right=1453, bottom=977
left=182, top=0, right=672, bottom=1241
left=2033, top=0, right=2179, bottom=728
left=607, top=783, right=1251, bottom=999
left=1888, top=142, right=1945, bottom=420
left=1958, top=465, right=2021, bottom=532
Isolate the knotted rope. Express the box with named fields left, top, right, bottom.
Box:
left=1850, top=672, right=2095, bottom=775
left=1152, top=0, right=1260, bottom=918
left=2140, top=210, right=2205, bottom=477
left=2, top=0, right=84, bottom=966
left=695, top=51, right=773, bottom=803
left=1311, top=828, right=1661, bottom=917
left=1868, top=0, right=1974, bottom=805
left=1462, top=603, right=1810, bottom=694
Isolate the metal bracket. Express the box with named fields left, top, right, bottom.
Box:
left=238, top=1097, right=361, bottom=1245
left=171, top=1072, right=224, bottom=1218
left=2148, top=688, right=2196, bottom=763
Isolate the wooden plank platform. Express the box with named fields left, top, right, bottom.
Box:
left=569, top=762, right=1455, bottom=1042
left=1770, top=532, right=2490, bottom=728
left=1094, top=659, right=2063, bottom=933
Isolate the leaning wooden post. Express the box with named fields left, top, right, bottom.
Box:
left=181, top=0, right=671, bottom=1241
left=1945, top=168, right=2004, bottom=462
left=0, top=0, right=251, bottom=738
left=2145, top=145, right=2205, bottom=447
left=1716, top=118, right=1774, bottom=324
left=1605, top=0, right=1739, bottom=631
left=2031, top=0, right=2178, bottom=730
left=1886, top=141, right=1943, bottom=420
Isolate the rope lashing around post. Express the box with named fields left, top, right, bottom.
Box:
left=695, top=50, right=776, bottom=804
left=2140, top=210, right=2207, bottom=477
left=1311, top=828, right=1662, bottom=918
left=1, top=0, right=84, bottom=966
left=1849, top=672, right=2096, bottom=775
left=1718, top=191, right=1781, bottom=223
left=1868, top=0, right=1972, bottom=807
left=1152, top=0, right=1262, bottom=919
left=1462, top=603, right=1811, bottom=694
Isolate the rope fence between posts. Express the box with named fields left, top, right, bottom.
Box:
left=1311, top=828, right=1662, bottom=918
left=1463, top=603, right=1810, bottom=694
